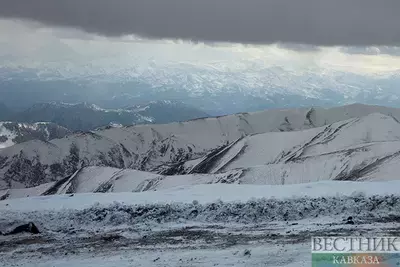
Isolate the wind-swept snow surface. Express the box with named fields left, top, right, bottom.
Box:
left=3, top=244, right=310, bottom=267
left=2, top=180, right=400, bottom=211
left=1, top=180, right=400, bottom=266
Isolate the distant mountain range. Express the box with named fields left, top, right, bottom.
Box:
left=0, top=100, right=209, bottom=132
left=2, top=66, right=400, bottom=115
left=2, top=103, right=400, bottom=190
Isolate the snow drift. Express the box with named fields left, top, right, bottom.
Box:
left=2, top=180, right=400, bottom=233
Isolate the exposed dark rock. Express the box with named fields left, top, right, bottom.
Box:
left=345, top=216, right=355, bottom=225
left=2, top=222, right=40, bottom=235
left=0, top=135, right=7, bottom=143
left=243, top=249, right=251, bottom=257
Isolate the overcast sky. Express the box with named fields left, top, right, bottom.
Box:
left=2, top=0, right=400, bottom=46
left=0, top=0, right=400, bottom=76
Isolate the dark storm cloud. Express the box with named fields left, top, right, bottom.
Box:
left=1, top=0, right=400, bottom=46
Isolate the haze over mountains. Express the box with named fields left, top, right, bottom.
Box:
left=2, top=65, right=400, bottom=115
left=2, top=103, right=400, bottom=197
left=0, top=100, right=208, bottom=132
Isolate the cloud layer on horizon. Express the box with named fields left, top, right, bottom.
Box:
left=341, top=46, right=400, bottom=56
left=1, top=0, right=400, bottom=46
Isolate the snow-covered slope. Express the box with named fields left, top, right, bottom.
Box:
left=188, top=113, right=400, bottom=184
left=3, top=116, right=400, bottom=199
left=2, top=104, right=400, bottom=190
left=0, top=182, right=55, bottom=200
left=0, top=166, right=243, bottom=200
left=0, top=122, right=70, bottom=149
left=2, top=179, right=400, bottom=211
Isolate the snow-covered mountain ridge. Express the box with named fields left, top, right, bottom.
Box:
left=4, top=111, right=400, bottom=199
left=0, top=105, right=400, bottom=193
left=0, top=105, right=400, bottom=188
left=2, top=104, right=400, bottom=192
left=0, top=122, right=70, bottom=150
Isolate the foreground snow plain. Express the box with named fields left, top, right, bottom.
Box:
left=1, top=180, right=400, bottom=267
